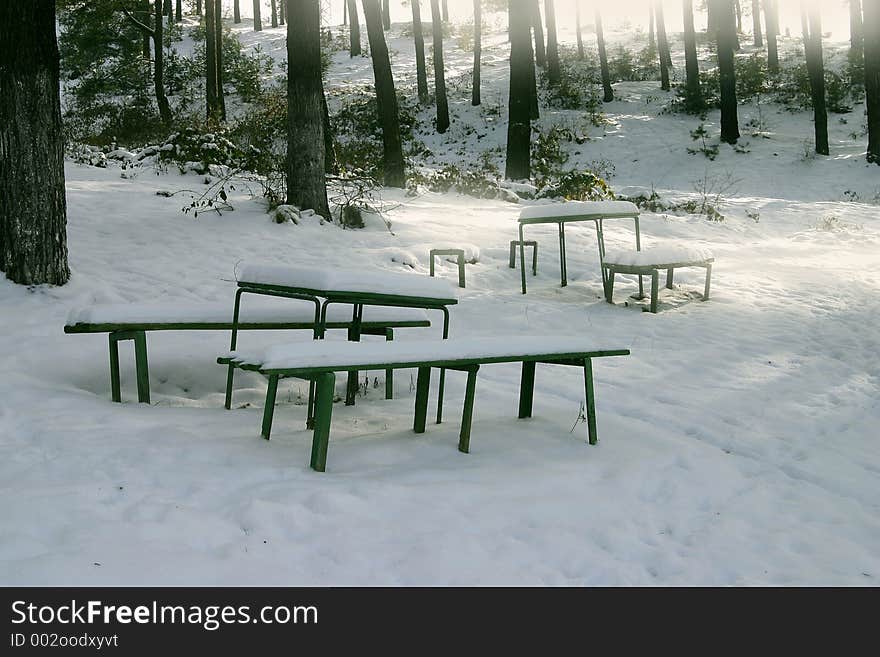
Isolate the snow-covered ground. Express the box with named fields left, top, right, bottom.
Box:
left=2, top=18, right=879, bottom=585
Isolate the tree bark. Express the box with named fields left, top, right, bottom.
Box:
left=714, top=0, right=739, bottom=143
left=153, top=0, right=172, bottom=125
left=472, top=0, right=481, bottom=105
left=683, top=0, right=702, bottom=107
left=142, top=0, right=152, bottom=63
left=596, top=10, right=613, bottom=102
left=253, top=0, right=262, bottom=31
left=348, top=0, right=361, bottom=56
left=765, top=0, right=779, bottom=73
left=655, top=2, right=671, bottom=91
left=362, top=0, right=406, bottom=186
left=176, top=0, right=182, bottom=21
left=442, top=0, right=448, bottom=22
left=271, top=0, right=278, bottom=28
left=862, top=0, right=879, bottom=162
left=530, top=0, right=545, bottom=68
left=197, top=0, right=202, bottom=16
left=234, top=0, right=241, bottom=23
left=506, top=0, right=531, bottom=180
left=206, top=0, right=219, bottom=119
left=280, top=0, right=285, bottom=24
left=287, top=0, right=330, bottom=216
left=430, top=0, right=450, bottom=133
left=735, top=0, right=742, bottom=33
left=575, top=1, right=584, bottom=59
left=802, top=2, right=828, bottom=155
left=527, top=22, right=539, bottom=119
left=411, top=0, right=429, bottom=102
left=752, top=0, right=763, bottom=47
left=215, top=0, right=225, bottom=119
left=322, top=91, right=337, bottom=174
left=0, top=0, right=70, bottom=286
left=382, top=0, right=390, bottom=30
left=649, top=4, right=656, bottom=48
left=851, top=0, right=864, bottom=61
left=544, top=0, right=560, bottom=84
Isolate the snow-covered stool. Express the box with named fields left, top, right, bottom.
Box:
left=429, top=248, right=467, bottom=288
left=602, top=245, right=714, bottom=314
left=508, top=240, right=538, bottom=275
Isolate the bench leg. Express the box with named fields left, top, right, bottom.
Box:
left=558, top=222, right=567, bottom=287
left=457, top=253, right=466, bottom=289
left=413, top=366, right=431, bottom=434
left=385, top=328, right=394, bottom=400
left=306, top=380, right=316, bottom=429
left=345, top=305, right=363, bottom=406
left=605, top=268, right=615, bottom=304
left=532, top=242, right=538, bottom=276
left=109, top=334, right=122, bottom=403
left=650, top=270, right=659, bottom=314
left=519, top=225, right=527, bottom=294
left=704, top=264, right=712, bottom=301
left=310, top=372, right=336, bottom=472
left=583, top=358, right=598, bottom=445
left=261, top=374, right=279, bottom=440
left=518, top=361, right=536, bottom=419
left=133, top=330, right=150, bottom=404
left=666, top=267, right=674, bottom=289
left=635, top=216, right=645, bottom=299
left=509, top=241, right=516, bottom=268
left=436, top=368, right=446, bottom=424
left=224, top=364, right=235, bottom=410
left=458, top=366, right=480, bottom=453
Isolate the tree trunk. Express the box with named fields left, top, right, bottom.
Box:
left=280, top=0, right=285, bottom=24
left=234, top=0, right=241, bottom=23
left=271, top=0, right=278, bottom=27
left=442, top=0, right=448, bottom=22
left=851, top=0, right=864, bottom=61
left=206, top=0, right=218, bottom=119
left=152, top=0, right=172, bottom=125
left=527, top=24, right=539, bottom=119
left=575, top=1, right=584, bottom=59
left=215, top=0, right=226, bottom=120
left=176, top=0, right=182, bottom=21
left=506, top=0, right=531, bottom=180
left=430, top=0, right=450, bottom=133
left=362, top=0, right=406, bottom=186
left=802, top=3, right=828, bottom=155
left=735, top=0, right=742, bottom=33
left=544, top=0, right=560, bottom=83
left=197, top=0, right=202, bottom=16
left=655, top=2, right=671, bottom=90
left=714, top=0, right=739, bottom=143
left=472, top=0, right=481, bottom=105
left=253, top=0, right=262, bottom=31
left=596, top=10, right=614, bottom=102
left=531, top=0, right=545, bottom=68
left=348, top=0, right=361, bottom=56
left=411, top=0, right=429, bottom=102
left=649, top=4, right=656, bottom=48
left=0, top=0, right=70, bottom=286
left=865, top=0, right=880, bottom=162
left=322, top=91, right=337, bottom=174
left=752, top=0, right=763, bottom=46
left=683, top=0, right=702, bottom=107
left=382, top=0, right=390, bottom=30
left=765, top=0, right=779, bottom=73
left=344, top=0, right=348, bottom=25
left=142, top=0, right=152, bottom=63
left=287, top=0, right=330, bottom=216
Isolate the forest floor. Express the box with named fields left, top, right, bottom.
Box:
left=1, top=19, right=879, bottom=585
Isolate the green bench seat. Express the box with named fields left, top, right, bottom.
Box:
left=65, top=301, right=431, bottom=403
left=219, top=336, right=630, bottom=472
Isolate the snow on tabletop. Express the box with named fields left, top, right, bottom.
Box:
left=226, top=336, right=629, bottom=371
left=519, top=200, right=640, bottom=221
left=66, top=300, right=429, bottom=326
left=603, top=245, right=715, bottom=267
left=236, top=263, right=458, bottom=300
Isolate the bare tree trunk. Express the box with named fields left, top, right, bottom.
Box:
left=362, top=0, right=406, bottom=186
left=527, top=24, right=539, bottom=119
left=655, top=2, right=671, bottom=90
left=234, top=0, right=241, bottom=23
left=411, top=0, right=428, bottom=102
left=280, top=0, right=285, bottom=24
left=752, top=0, right=763, bottom=46
left=865, top=0, right=880, bottom=162
left=531, top=0, right=545, bottom=68
left=506, top=0, right=531, bottom=180
left=271, top=0, right=278, bottom=27
left=683, top=0, right=702, bottom=107
left=153, top=0, right=172, bottom=124
left=430, top=0, right=450, bottom=133
left=215, top=0, right=226, bottom=120
left=545, top=0, right=560, bottom=83
left=344, top=0, right=348, bottom=24
left=196, top=0, right=202, bottom=16
left=206, top=0, right=219, bottom=119
left=253, top=0, right=262, bottom=31
left=287, top=0, right=330, bottom=216
left=802, top=2, right=828, bottom=155
left=0, top=0, right=70, bottom=286
left=765, top=0, right=779, bottom=73
left=322, top=91, right=337, bottom=174
left=472, top=0, right=481, bottom=105
left=714, top=0, right=740, bottom=143
left=596, top=10, right=614, bottom=102
left=348, top=0, right=361, bottom=56
left=382, top=0, right=390, bottom=29
left=649, top=4, right=656, bottom=48
left=851, top=0, right=864, bottom=62
left=575, top=1, right=584, bottom=59
left=176, top=0, right=182, bottom=21
left=142, top=0, right=152, bottom=62
left=442, top=0, right=448, bottom=22
left=735, top=0, right=742, bottom=33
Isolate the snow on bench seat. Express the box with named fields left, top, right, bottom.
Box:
left=603, top=244, right=714, bottom=268
left=224, top=335, right=630, bottom=373
left=65, top=300, right=430, bottom=330
left=237, top=263, right=458, bottom=301
left=519, top=200, right=640, bottom=224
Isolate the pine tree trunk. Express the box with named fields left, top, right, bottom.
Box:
left=271, top=0, right=278, bottom=28
left=348, top=0, right=361, bottom=56
left=176, top=0, right=182, bottom=21
left=196, top=0, right=202, bottom=16
left=863, top=0, right=880, bottom=162
left=531, top=0, right=545, bottom=68
left=527, top=27, right=539, bottom=119
left=506, top=0, right=531, bottom=180
left=382, top=0, right=390, bottom=30
left=253, top=0, right=262, bottom=31
left=765, top=0, right=779, bottom=73
left=683, top=0, right=702, bottom=107
left=656, top=2, right=671, bottom=90
left=442, top=0, right=448, bottom=22
left=234, top=0, right=241, bottom=23
left=142, top=0, right=152, bottom=62
left=715, top=0, right=739, bottom=143
left=596, top=10, right=614, bottom=102
left=287, top=0, right=330, bottom=216
left=0, top=0, right=70, bottom=286
left=649, top=4, right=656, bottom=48
left=851, top=0, right=864, bottom=61
left=802, top=4, right=828, bottom=155
left=411, top=0, right=429, bottom=102
left=752, top=0, right=763, bottom=46
left=362, top=0, right=406, bottom=186
left=735, top=0, right=742, bottom=33
left=430, top=0, right=450, bottom=133
left=322, top=91, right=337, bottom=174
left=545, top=0, right=560, bottom=84
left=280, top=0, right=285, bottom=24
left=153, top=0, right=172, bottom=125
left=344, top=0, right=348, bottom=25
left=472, top=0, right=481, bottom=106
left=575, top=1, right=584, bottom=59
left=206, top=0, right=218, bottom=119
left=215, top=0, right=226, bottom=119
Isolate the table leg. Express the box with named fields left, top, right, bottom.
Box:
left=310, top=372, right=336, bottom=472
left=345, top=304, right=363, bottom=406
left=666, top=268, right=674, bottom=289
left=650, top=270, right=659, bottom=313
left=385, top=328, right=394, bottom=400
left=109, top=333, right=122, bottom=403
left=458, top=366, right=480, bottom=454
left=583, top=358, right=598, bottom=445
left=704, top=264, right=712, bottom=300
left=519, top=224, right=527, bottom=294
left=558, top=222, right=567, bottom=287
left=518, top=361, right=536, bottom=419
left=133, top=330, right=150, bottom=404
left=436, top=307, right=450, bottom=424
left=413, top=366, right=431, bottom=434
left=634, top=216, right=645, bottom=299
left=261, top=374, right=279, bottom=440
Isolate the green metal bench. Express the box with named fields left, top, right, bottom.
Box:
left=220, top=337, right=630, bottom=472
left=65, top=301, right=431, bottom=403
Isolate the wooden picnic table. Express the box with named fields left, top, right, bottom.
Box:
left=227, top=263, right=459, bottom=427
left=517, top=200, right=644, bottom=297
